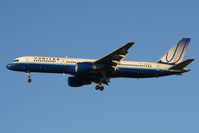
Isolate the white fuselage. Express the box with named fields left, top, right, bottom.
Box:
left=7, top=56, right=185, bottom=79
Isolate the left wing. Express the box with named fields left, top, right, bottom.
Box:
left=94, top=42, right=135, bottom=70
left=77, top=42, right=135, bottom=86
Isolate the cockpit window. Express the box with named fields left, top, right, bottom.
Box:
left=12, top=59, right=19, bottom=62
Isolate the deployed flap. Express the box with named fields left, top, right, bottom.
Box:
left=169, top=58, right=195, bottom=70
left=94, top=42, right=135, bottom=67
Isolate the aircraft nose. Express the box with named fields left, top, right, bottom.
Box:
left=7, top=63, right=14, bottom=70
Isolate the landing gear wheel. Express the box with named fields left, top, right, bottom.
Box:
left=95, top=85, right=100, bottom=90
left=95, top=85, right=104, bottom=91
left=99, top=86, right=104, bottom=91
left=28, top=78, right=32, bottom=83
left=26, top=72, right=32, bottom=83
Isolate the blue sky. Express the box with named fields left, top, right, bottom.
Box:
left=0, top=0, right=198, bottom=133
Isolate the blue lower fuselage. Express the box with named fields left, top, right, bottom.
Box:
left=7, top=62, right=183, bottom=78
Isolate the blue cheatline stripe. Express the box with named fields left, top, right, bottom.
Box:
left=157, top=60, right=175, bottom=65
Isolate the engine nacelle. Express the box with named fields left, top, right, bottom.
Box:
left=75, top=62, right=93, bottom=73
left=68, top=77, right=91, bottom=87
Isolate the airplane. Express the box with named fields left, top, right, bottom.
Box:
left=7, top=38, right=194, bottom=91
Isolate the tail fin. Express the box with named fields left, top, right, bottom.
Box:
left=157, top=38, right=191, bottom=65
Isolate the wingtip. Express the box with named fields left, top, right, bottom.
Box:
left=127, top=42, right=135, bottom=45
left=181, top=37, right=191, bottom=41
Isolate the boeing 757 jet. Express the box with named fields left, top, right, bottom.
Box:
left=7, top=38, right=194, bottom=91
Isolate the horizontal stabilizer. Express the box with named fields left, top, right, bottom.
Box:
left=169, top=58, right=195, bottom=70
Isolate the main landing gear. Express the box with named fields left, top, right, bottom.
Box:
left=95, top=85, right=104, bottom=91
left=25, top=72, right=32, bottom=83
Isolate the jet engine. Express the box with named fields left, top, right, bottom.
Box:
left=75, top=62, right=106, bottom=73
left=75, top=62, right=94, bottom=73
left=68, top=76, right=91, bottom=87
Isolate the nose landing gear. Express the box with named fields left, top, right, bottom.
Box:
left=25, top=72, right=32, bottom=83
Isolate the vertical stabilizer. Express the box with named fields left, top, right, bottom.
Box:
left=157, top=38, right=191, bottom=65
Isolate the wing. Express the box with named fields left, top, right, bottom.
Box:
left=77, top=42, right=135, bottom=86
left=94, top=42, right=135, bottom=69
